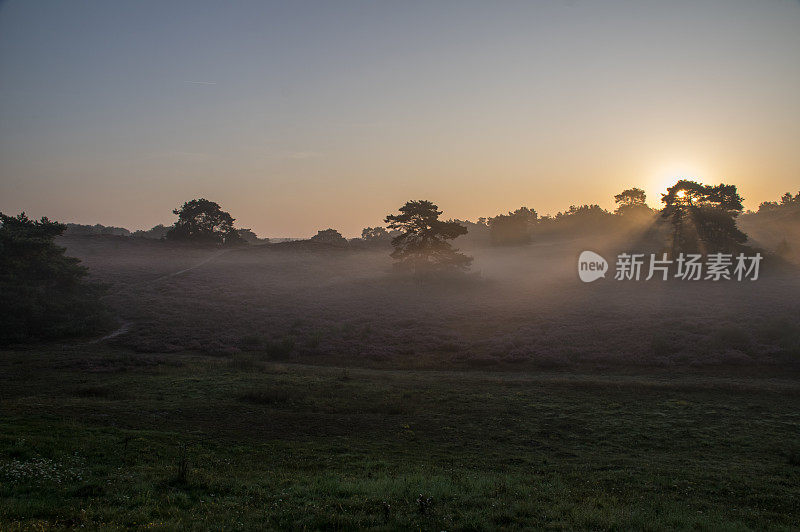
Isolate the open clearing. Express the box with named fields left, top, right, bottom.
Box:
left=1, top=346, right=799, bottom=529
left=58, top=235, right=800, bottom=369
left=2, top=237, right=799, bottom=529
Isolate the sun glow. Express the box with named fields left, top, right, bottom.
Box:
left=646, top=161, right=707, bottom=208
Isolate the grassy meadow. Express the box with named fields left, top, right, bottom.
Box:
left=1, top=345, right=799, bottom=530
left=2, top=0, right=799, bottom=528
left=1, top=236, right=799, bottom=530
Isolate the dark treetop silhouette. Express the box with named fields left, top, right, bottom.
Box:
left=488, top=207, right=538, bottom=246
left=661, top=180, right=747, bottom=255
left=166, top=198, right=244, bottom=245
left=0, top=212, right=110, bottom=343
left=361, top=226, right=391, bottom=242
left=310, top=228, right=348, bottom=246
left=384, top=200, right=472, bottom=275
left=614, top=187, right=647, bottom=209
left=758, top=191, right=800, bottom=214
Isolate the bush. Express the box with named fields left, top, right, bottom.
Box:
left=0, top=212, right=112, bottom=344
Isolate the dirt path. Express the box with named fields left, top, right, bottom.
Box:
left=90, top=249, right=229, bottom=344
left=149, top=249, right=229, bottom=283
left=89, top=320, right=132, bottom=344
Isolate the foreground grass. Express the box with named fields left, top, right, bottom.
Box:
left=1, top=347, right=799, bottom=529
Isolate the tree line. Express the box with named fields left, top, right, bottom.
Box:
left=1, top=181, right=797, bottom=343
left=62, top=184, right=799, bottom=258
left=155, top=181, right=796, bottom=274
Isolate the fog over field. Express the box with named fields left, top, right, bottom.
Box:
left=4, top=177, right=799, bottom=530
left=59, top=229, right=800, bottom=370
left=2, top=1, right=800, bottom=528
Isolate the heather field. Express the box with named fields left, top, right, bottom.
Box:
left=60, top=235, right=800, bottom=370
left=3, top=2, right=800, bottom=529
left=0, top=233, right=797, bottom=530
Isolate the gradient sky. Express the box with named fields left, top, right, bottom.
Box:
left=1, top=0, right=798, bottom=237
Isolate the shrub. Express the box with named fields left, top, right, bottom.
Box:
left=0, top=212, right=112, bottom=343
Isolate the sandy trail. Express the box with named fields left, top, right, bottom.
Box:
left=90, top=249, right=229, bottom=344
left=149, top=249, right=229, bottom=282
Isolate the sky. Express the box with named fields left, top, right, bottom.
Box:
left=1, top=0, right=798, bottom=238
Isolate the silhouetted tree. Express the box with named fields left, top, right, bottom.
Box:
left=310, top=228, right=348, bottom=246
left=65, top=223, right=131, bottom=236
left=758, top=191, right=800, bottom=213
left=361, top=226, right=390, bottom=241
left=166, top=199, right=243, bottom=245
left=0, top=212, right=111, bottom=343
left=542, top=204, right=612, bottom=225
left=661, top=180, right=746, bottom=254
left=451, top=218, right=489, bottom=246
left=132, top=224, right=169, bottom=240
left=236, top=228, right=268, bottom=244
left=614, top=187, right=646, bottom=209
left=384, top=200, right=472, bottom=275
left=613, top=187, right=652, bottom=216
left=488, top=207, right=537, bottom=246
left=613, top=187, right=655, bottom=227
left=784, top=192, right=800, bottom=206
left=554, top=204, right=612, bottom=221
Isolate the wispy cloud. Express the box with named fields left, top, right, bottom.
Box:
left=183, top=80, right=217, bottom=85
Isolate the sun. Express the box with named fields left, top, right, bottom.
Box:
left=676, top=189, right=687, bottom=199
left=646, top=162, right=707, bottom=208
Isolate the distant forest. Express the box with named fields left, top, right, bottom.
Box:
left=60, top=185, right=799, bottom=260
left=3, top=182, right=798, bottom=344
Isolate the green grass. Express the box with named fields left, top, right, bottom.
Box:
left=1, top=346, right=799, bottom=530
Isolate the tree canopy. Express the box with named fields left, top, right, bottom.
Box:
left=361, top=226, right=390, bottom=241
left=166, top=199, right=243, bottom=245
left=614, top=187, right=654, bottom=219
left=614, top=187, right=647, bottom=207
left=758, top=191, right=800, bottom=214
left=310, top=228, right=348, bottom=246
left=236, top=228, right=268, bottom=244
left=661, top=180, right=746, bottom=254
left=384, top=200, right=472, bottom=275
left=488, top=207, right=537, bottom=246
left=132, top=224, right=169, bottom=240
left=0, top=212, right=111, bottom=343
